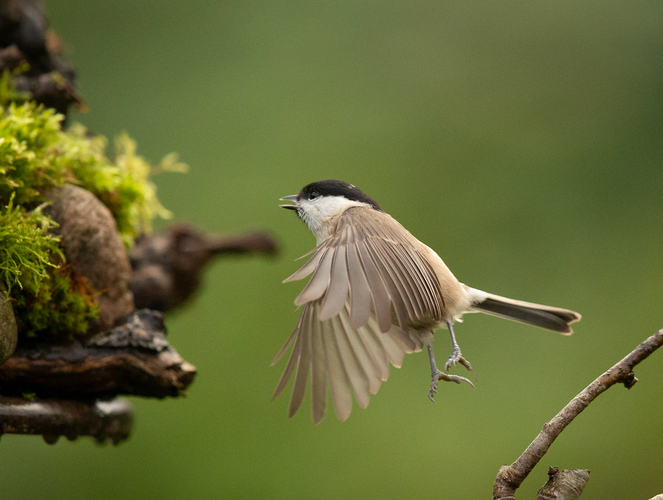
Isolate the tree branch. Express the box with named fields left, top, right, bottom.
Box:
left=131, top=224, right=278, bottom=311
left=0, top=310, right=196, bottom=399
left=493, top=328, right=663, bottom=499
left=536, top=467, right=589, bottom=500
left=0, top=343, right=196, bottom=399
left=0, top=396, right=133, bottom=445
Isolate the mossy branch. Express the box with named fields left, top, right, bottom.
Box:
left=1, top=101, right=188, bottom=246
left=0, top=100, right=186, bottom=339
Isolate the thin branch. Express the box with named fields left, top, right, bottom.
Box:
left=493, top=328, right=663, bottom=499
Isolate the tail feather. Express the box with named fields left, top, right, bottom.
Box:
left=470, top=291, right=581, bottom=334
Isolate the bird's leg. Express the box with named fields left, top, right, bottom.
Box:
left=443, top=320, right=474, bottom=376
left=427, top=344, right=474, bottom=402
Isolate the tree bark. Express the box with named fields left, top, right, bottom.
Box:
left=0, top=396, right=133, bottom=445
left=0, top=341, right=195, bottom=399
left=536, top=467, right=589, bottom=500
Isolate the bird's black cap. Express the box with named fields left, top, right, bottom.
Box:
left=298, top=180, right=382, bottom=211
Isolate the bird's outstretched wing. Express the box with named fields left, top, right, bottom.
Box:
left=273, top=207, right=444, bottom=422
left=285, top=207, right=444, bottom=331
left=271, top=302, right=426, bottom=423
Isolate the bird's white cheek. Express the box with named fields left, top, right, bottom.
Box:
left=299, top=197, right=370, bottom=244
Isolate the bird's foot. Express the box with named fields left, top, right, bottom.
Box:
left=444, top=345, right=475, bottom=377
left=428, top=369, right=474, bottom=402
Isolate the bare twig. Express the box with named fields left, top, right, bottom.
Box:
left=493, top=329, right=663, bottom=499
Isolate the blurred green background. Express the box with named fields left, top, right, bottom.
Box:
left=3, top=1, right=663, bottom=498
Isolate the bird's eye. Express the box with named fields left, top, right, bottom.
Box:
left=309, top=191, right=319, bottom=200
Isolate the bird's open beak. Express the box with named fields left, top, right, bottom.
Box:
left=279, top=194, right=299, bottom=210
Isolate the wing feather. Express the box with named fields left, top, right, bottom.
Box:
left=288, top=306, right=311, bottom=417
left=274, top=300, right=424, bottom=422
left=346, top=244, right=372, bottom=328
left=321, top=318, right=353, bottom=422
left=356, top=240, right=393, bottom=332
left=360, top=317, right=400, bottom=368
left=319, top=246, right=349, bottom=321
left=283, top=249, right=325, bottom=283
left=272, top=320, right=303, bottom=401
left=355, top=324, right=390, bottom=382
left=309, top=304, right=327, bottom=424
left=270, top=319, right=299, bottom=366
left=363, top=238, right=409, bottom=329
left=332, top=315, right=370, bottom=409
left=368, top=216, right=443, bottom=321
left=384, top=243, right=430, bottom=317
left=295, top=248, right=333, bottom=306
left=377, top=333, right=406, bottom=368
left=369, top=237, right=421, bottom=320
left=338, top=307, right=382, bottom=395
left=412, top=249, right=445, bottom=314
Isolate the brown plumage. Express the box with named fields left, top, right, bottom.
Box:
left=275, top=180, right=581, bottom=423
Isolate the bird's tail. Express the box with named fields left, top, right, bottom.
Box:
left=467, top=288, right=581, bottom=334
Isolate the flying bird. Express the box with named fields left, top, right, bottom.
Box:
left=274, top=179, right=581, bottom=423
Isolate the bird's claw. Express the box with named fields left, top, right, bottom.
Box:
left=428, top=375, right=439, bottom=402
left=444, top=346, right=475, bottom=378
left=428, top=369, right=474, bottom=402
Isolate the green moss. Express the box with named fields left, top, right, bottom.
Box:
left=61, top=124, right=187, bottom=247
left=13, top=263, right=100, bottom=340
left=0, top=67, right=31, bottom=108
left=0, top=194, right=97, bottom=340
left=0, top=99, right=186, bottom=339
left=1, top=101, right=187, bottom=244
left=0, top=193, right=62, bottom=295
left=0, top=103, right=67, bottom=208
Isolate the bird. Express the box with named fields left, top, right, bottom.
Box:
left=274, top=179, right=581, bottom=424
